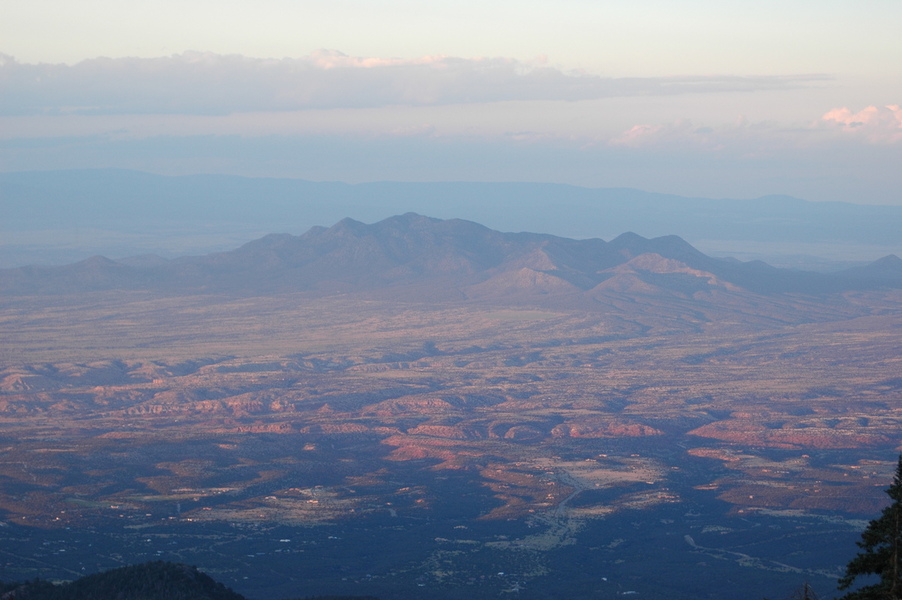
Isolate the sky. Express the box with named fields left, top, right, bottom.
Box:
left=2, top=0, right=901, bottom=204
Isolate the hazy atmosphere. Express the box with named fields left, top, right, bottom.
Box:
left=3, top=3, right=902, bottom=600
left=2, top=0, right=901, bottom=203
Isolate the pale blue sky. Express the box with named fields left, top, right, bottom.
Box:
left=2, top=0, right=900, bottom=203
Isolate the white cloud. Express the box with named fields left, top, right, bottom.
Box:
left=0, top=51, right=829, bottom=116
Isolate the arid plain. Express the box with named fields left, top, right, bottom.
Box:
left=1, top=215, right=901, bottom=599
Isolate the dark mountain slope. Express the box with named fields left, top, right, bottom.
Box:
left=0, top=561, right=246, bottom=600
left=839, top=254, right=902, bottom=284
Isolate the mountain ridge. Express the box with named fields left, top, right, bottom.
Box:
left=3, top=169, right=901, bottom=270
left=1, top=213, right=900, bottom=301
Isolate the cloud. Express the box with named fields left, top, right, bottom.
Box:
left=0, top=51, right=828, bottom=116
left=608, top=118, right=761, bottom=151
left=610, top=105, right=902, bottom=153
left=821, top=105, right=902, bottom=143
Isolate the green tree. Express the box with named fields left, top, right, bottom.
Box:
left=839, top=456, right=902, bottom=600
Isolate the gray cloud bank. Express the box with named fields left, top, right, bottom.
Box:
left=0, top=51, right=828, bottom=116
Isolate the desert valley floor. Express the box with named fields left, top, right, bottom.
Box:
left=1, top=216, right=901, bottom=599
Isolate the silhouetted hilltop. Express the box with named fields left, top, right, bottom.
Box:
left=0, top=561, right=246, bottom=600
left=1, top=213, right=900, bottom=298
left=0, top=562, right=385, bottom=600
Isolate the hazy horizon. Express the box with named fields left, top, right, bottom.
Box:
left=3, top=169, right=901, bottom=270
left=2, top=0, right=901, bottom=205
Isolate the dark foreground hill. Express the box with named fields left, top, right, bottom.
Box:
left=0, top=561, right=379, bottom=600
left=1, top=213, right=900, bottom=299
left=0, top=562, right=245, bottom=600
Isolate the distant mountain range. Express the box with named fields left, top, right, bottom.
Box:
left=2, top=213, right=900, bottom=300
left=2, top=169, right=901, bottom=269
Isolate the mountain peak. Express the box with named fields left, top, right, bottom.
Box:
left=839, top=253, right=902, bottom=285
left=609, top=231, right=647, bottom=247
left=872, top=254, right=902, bottom=267
left=330, top=217, right=368, bottom=234
left=76, top=255, right=122, bottom=268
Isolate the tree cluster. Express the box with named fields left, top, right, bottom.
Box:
left=839, top=456, right=902, bottom=600
left=0, top=561, right=245, bottom=600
